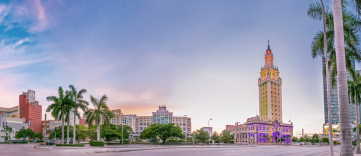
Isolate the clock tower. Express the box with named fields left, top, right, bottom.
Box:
left=258, top=41, right=283, bottom=122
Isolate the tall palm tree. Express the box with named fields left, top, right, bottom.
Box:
left=84, top=95, right=113, bottom=141
left=307, top=1, right=334, bottom=155
left=46, top=87, right=71, bottom=144
left=67, top=85, right=88, bottom=144
left=348, top=74, right=361, bottom=154
left=332, top=0, right=353, bottom=155
left=310, top=10, right=361, bottom=84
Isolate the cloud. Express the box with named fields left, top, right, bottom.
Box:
left=29, top=0, right=48, bottom=32
left=0, top=58, right=47, bottom=70
left=12, top=38, right=30, bottom=48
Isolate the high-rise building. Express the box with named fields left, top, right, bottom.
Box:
left=19, top=90, right=42, bottom=133
left=226, top=42, right=293, bottom=145
left=324, top=69, right=357, bottom=124
left=152, top=105, right=173, bottom=124
left=258, top=41, right=282, bottom=122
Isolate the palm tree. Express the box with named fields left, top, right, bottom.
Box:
left=310, top=9, right=361, bottom=84
left=307, top=1, right=334, bottom=155
left=348, top=74, right=361, bottom=154
left=46, top=87, right=71, bottom=144
left=84, top=95, right=113, bottom=141
left=67, top=85, right=88, bottom=144
left=332, top=0, right=354, bottom=155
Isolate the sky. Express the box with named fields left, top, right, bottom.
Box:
left=0, top=0, right=335, bottom=135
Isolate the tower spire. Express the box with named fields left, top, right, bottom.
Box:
left=267, top=40, right=271, bottom=50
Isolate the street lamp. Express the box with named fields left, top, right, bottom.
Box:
left=208, top=118, right=213, bottom=127
left=208, top=118, right=213, bottom=144
left=122, top=123, right=124, bottom=144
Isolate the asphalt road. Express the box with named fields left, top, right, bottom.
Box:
left=0, top=144, right=352, bottom=156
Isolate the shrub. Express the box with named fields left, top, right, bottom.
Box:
left=90, top=141, right=104, bottom=147
left=165, top=137, right=183, bottom=144
left=56, top=144, right=85, bottom=147
left=106, top=142, right=129, bottom=145
left=10, top=140, right=28, bottom=144
left=321, top=137, right=329, bottom=143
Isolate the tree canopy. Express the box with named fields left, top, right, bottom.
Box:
left=140, top=124, right=184, bottom=144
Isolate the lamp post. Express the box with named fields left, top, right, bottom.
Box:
left=208, top=118, right=213, bottom=144
left=122, top=123, right=124, bottom=144
left=208, top=118, right=213, bottom=127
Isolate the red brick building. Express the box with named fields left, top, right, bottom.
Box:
left=19, top=90, right=42, bottom=133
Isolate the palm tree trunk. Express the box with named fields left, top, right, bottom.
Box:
left=96, top=124, right=100, bottom=141
left=356, top=103, right=361, bottom=154
left=320, top=0, right=334, bottom=154
left=73, top=110, right=76, bottom=144
left=61, top=119, right=65, bottom=144
left=332, top=0, right=353, bottom=155
left=67, top=116, right=70, bottom=144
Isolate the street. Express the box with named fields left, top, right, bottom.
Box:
left=0, top=144, right=353, bottom=156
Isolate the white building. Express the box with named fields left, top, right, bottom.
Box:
left=0, top=115, right=28, bottom=141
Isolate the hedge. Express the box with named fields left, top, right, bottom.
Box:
left=56, top=144, right=85, bottom=147
left=11, top=140, right=28, bottom=144
left=90, top=141, right=104, bottom=147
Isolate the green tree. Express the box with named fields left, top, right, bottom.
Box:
left=211, top=132, right=220, bottom=143
left=77, top=125, right=90, bottom=141
left=299, top=137, right=305, bottom=142
left=15, top=128, right=35, bottom=140
left=67, top=85, right=88, bottom=144
left=321, top=137, right=330, bottom=144
left=193, top=129, right=209, bottom=144
left=220, top=130, right=234, bottom=143
left=140, top=124, right=183, bottom=144
left=85, top=95, right=113, bottom=141
left=1, top=125, right=12, bottom=141
left=307, top=0, right=334, bottom=153
left=46, top=87, right=73, bottom=144
left=309, top=1, right=361, bottom=155
left=312, top=134, right=320, bottom=144
left=101, top=124, right=132, bottom=143
left=292, top=137, right=298, bottom=142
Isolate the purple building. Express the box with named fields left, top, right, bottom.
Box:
left=226, top=116, right=293, bottom=144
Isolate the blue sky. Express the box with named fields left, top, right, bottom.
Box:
left=0, top=0, right=333, bottom=134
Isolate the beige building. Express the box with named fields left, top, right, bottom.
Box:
left=259, top=42, right=282, bottom=122
left=111, top=109, right=123, bottom=125
left=173, top=116, right=192, bottom=137
left=135, top=116, right=152, bottom=134
left=110, top=106, right=192, bottom=137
